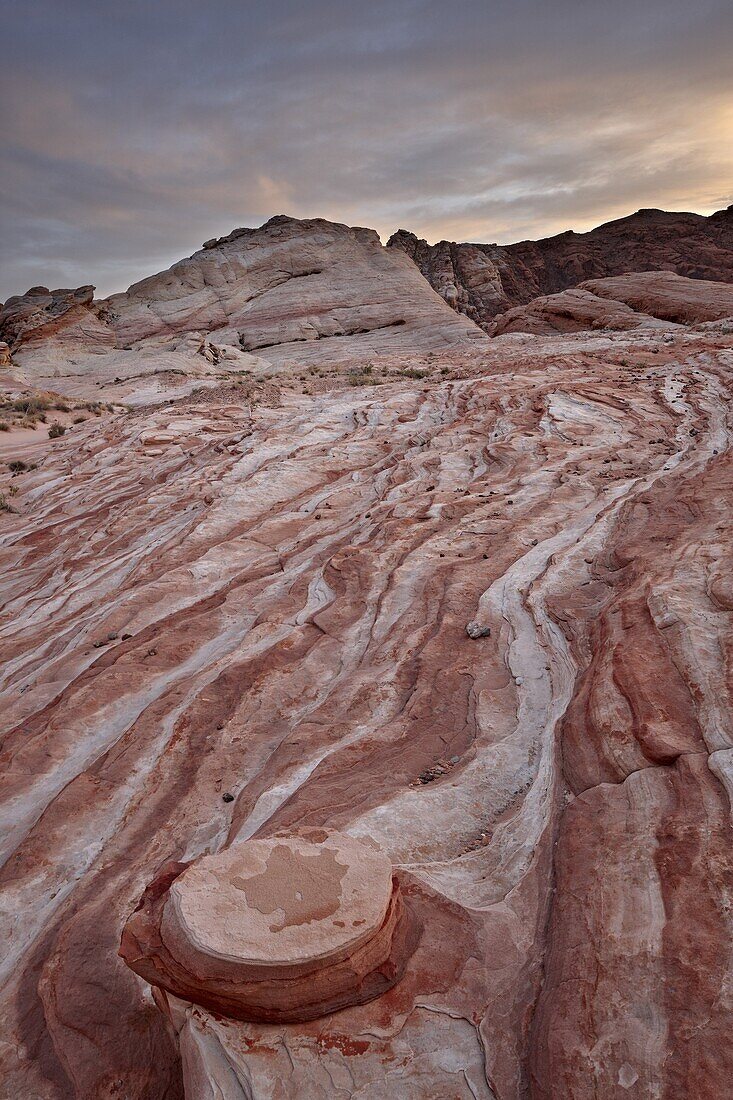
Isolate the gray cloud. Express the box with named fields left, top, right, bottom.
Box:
left=2, top=0, right=732, bottom=298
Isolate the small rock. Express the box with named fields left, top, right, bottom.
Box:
left=466, top=621, right=491, bottom=639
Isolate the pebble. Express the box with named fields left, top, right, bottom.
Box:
left=466, top=621, right=491, bottom=639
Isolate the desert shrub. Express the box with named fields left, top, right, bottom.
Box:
left=0, top=422, right=9, bottom=432
left=48, top=423, right=66, bottom=439
left=8, top=460, right=28, bottom=473
left=73, top=416, right=86, bottom=424
left=12, top=396, right=50, bottom=414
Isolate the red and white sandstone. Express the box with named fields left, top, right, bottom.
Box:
left=104, top=216, right=483, bottom=362
left=1, top=215, right=482, bottom=406
left=1, top=213, right=733, bottom=1099
left=120, top=829, right=415, bottom=1024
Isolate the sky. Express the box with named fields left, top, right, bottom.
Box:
left=1, top=0, right=732, bottom=300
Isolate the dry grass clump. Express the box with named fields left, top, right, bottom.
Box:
left=345, top=363, right=386, bottom=387
left=0, top=392, right=116, bottom=432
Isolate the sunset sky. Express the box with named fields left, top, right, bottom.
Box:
left=2, top=0, right=732, bottom=299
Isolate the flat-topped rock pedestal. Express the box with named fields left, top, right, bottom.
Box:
left=119, top=829, right=416, bottom=1024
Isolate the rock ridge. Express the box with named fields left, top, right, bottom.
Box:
left=388, top=205, right=733, bottom=326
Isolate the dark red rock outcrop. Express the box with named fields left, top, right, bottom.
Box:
left=489, top=271, right=733, bottom=336
left=389, top=205, right=733, bottom=326
left=582, top=270, right=733, bottom=325
left=487, top=286, right=661, bottom=336
left=0, top=285, right=113, bottom=352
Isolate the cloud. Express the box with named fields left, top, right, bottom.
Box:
left=1, top=0, right=732, bottom=298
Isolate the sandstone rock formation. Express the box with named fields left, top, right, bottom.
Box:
left=120, top=829, right=416, bottom=1023
left=1, top=213, right=733, bottom=1099
left=0, top=285, right=100, bottom=348
left=581, top=270, right=733, bottom=324
left=103, top=215, right=484, bottom=365
left=1, top=216, right=483, bottom=404
left=489, top=271, right=733, bottom=336
left=389, top=204, right=733, bottom=326
left=488, top=286, right=666, bottom=336
left=385, top=233, right=507, bottom=325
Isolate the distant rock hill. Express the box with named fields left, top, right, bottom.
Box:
left=0, top=214, right=484, bottom=401
left=388, top=205, right=733, bottom=328
left=102, top=215, right=484, bottom=363
left=3, top=208, right=733, bottom=399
